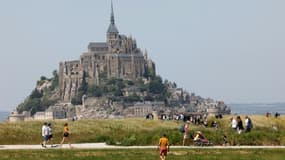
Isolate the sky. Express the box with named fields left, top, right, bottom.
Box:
left=0, top=0, right=285, bottom=111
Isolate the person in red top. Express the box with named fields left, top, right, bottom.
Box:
left=158, top=133, right=169, bottom=160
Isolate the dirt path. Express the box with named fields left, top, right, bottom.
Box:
left=1, top=143, right=285, bottom=150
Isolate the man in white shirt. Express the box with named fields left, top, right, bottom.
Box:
left=231, top=117, right=237, bottom=130
left=41, top=122, right=49, bottom=148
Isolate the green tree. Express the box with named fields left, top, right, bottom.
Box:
left=17, top=98, right=41, bottom=115
left=50, top=70, right=59, bottom=90
left=41, top=96, right=57, bottom=109
left=148, top=76, right=166, bottom=94
left=124, top=94, right=141, bottom=103
left=30, top=89, right=43, bottom=99
left=87, top=85, right=103, bottom=97
left=40, top=76, right=47, bottom=81
left=126, top=80, right=134, bottom=86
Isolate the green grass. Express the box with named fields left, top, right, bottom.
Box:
left=0, top=149, right=285, bottom=160
left=0, top=115, right=285, bottom=145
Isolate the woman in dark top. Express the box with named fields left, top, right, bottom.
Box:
left=236, top=116, right=244, bottom=134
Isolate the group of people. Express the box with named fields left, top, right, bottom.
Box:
left=158, top=120, right=213, bottom=160
left=266, top=112, right=281, bottom=118
left=41, top=122, right=54, bottom=148
left=231, top=115, right=253, bottom=134
left=41, top=122, right=72, bottom=148
left=182, top=120, right=212, bottom=146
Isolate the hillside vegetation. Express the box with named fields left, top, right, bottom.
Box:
left=0, top=115, right=284, bottom=145
left=16, top=69, right=171, bottom=116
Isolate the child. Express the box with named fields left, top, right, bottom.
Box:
left=158, top=133, right=169, bottom=160
left=223, top=134, right=228, bottom=146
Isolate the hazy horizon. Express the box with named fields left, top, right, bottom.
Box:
left=1, top=0, right=285, bottom=111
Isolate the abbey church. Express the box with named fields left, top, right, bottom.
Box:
left=59, top=3, right=155, bottom=102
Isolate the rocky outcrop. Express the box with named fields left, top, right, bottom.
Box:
left=75, top=97, right=124, bottom=119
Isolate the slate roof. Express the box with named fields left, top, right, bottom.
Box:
left=88, top=42, right=108, bottom=49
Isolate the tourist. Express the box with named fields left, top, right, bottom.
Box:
left=193, top=131, right=208, bottom=143
left=211, top=121, right=218, bottom=128
left=41, top=122, right=48, bottom=148
left=245, top=115, right=253, bottom=132
left=158, top=133, right=169, bottom=160
left=182, top=121, right=191, bottom=146
left=230, top=117, right=237, bottom=130
left=203, top=118, right=208, bottom=127
left=60, top=123, right=72, bottom=148
left=266, top=112, right=270, bottom=118
left=223, top=134, right=228, bottom=146
left=236, top=116, right=244, bottom=134
left=275, top=112, right=280, bottom=118
left=47, top=123, right=56, bottom=147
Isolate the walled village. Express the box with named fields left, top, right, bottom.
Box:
left=9, top=3, right=230, bottom=122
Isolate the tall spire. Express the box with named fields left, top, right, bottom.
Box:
left=110, top=0, right=115, bottom=25
left=107, top=0, right=119, bottom=33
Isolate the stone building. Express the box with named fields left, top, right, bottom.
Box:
left=59, top=2, right=155, bottom=102
left=33, top=111, right=53, bottom=120
left=8, top=111, right=25, bottom=122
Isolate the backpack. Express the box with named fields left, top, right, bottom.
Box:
left=179, top=124, right=185, bottom=133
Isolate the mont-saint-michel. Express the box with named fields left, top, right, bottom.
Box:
left=8, top=3, right=230, bottom=122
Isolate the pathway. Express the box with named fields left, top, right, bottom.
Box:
left=1, top=143, right=285, bottom=150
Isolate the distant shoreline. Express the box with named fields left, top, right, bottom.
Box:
left=0, top=111, right=9, bottom=122
left=229, top=103, right=285, bottom=115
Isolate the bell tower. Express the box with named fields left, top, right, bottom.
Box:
left=106, top=1, right=119, bottom=49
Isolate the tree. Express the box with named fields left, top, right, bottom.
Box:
left=30, top=89, right=43, bottom=99
left=144, top=95, right=154, bottom=101
left=40, top=76, right=47, bottom=81
left=71, top=95, right=82, bottom=105
left=124, top=94, right=141, bottom=103
left=17, top=98, right=41, bottom=115
left=126, top=80, right=134, bottom=86
left=87, top=85, right=103, bottom=97
left=50, top=70, right=59, bottom=89
left=148, top=76, right=165, bottom=94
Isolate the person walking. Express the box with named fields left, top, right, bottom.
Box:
left=158, top=133, right=169, bottom=160
left=60, top=123, right=72, bottom=148
left=245, top=115, right=253, bottom=132
left=47, top=123, right=56, bottom=147
left=182, top=121, right=191, bottom=146
left=41, top=122, right=49, bottom=148
left=236, top=116, right=244, bottom=134
left=230, top=117, right=237, bottom=131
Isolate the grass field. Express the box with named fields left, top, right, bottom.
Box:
left=1, top=148, right=285, bottom=160
left=0, top=115, right=284, bottom=146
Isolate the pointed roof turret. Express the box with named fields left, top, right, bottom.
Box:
left=110, top=1, right=115, bottom=25
left=107, top=0, right=119, bottom=33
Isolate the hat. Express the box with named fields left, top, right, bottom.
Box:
left=186, top=120, right=190, bottom=123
